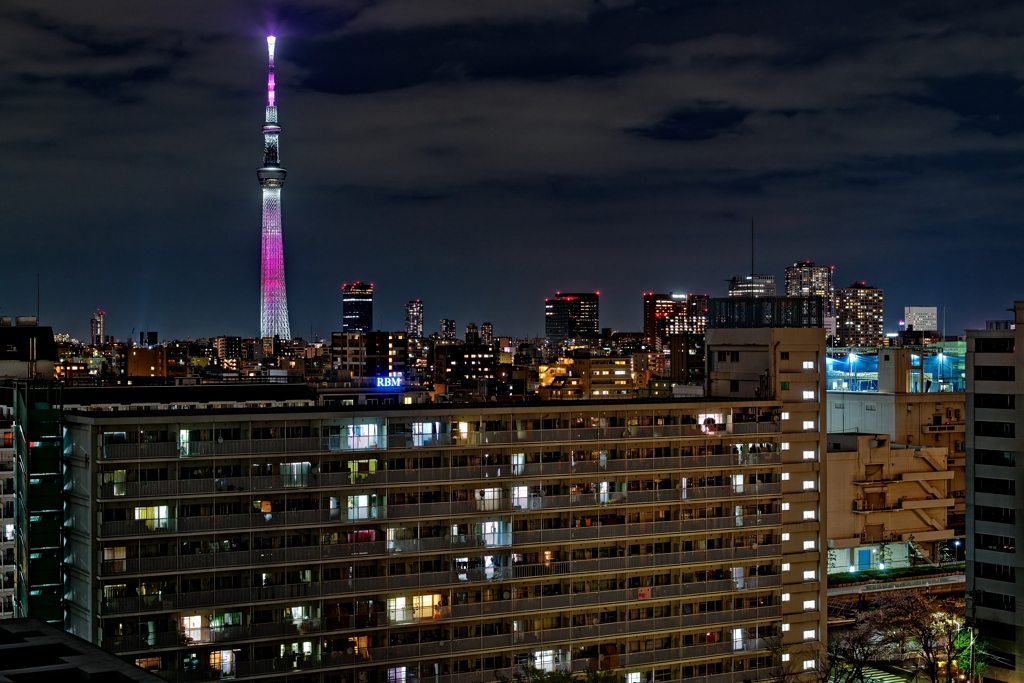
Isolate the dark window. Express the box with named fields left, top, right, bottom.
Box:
left=976, top=366, right=1015, bottom=381
left=976, top=533, right=1016, bottom=553
left=978, top=591, right=1016, bottom=613
left=976, top=421, right=1016, bottom=438
left=730, top=351, right=739, bottom=362
left=976, top=618, right=1016, bottom=642
left=976, top=338, right=1016, bottom=353
left=987, top=652, right=1017, bottom=672
left=976, top=477, right=1016, bottom=496
left=780, top=352, right=790, bottom=360
left=976, top=505, right=1016, bottom=524
left=976, top=561, right=1016, bottom=583
left=976, top=450, right=1016, bottom=467
left=729, top=380, right=739, bottom=392
left=976, top=394, right=1016, bottom=410
left=717, top=351, right=727, bottom=362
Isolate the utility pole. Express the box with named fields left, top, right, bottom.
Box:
left=966, top=588, right=984, bottom=683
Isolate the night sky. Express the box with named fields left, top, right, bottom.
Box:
left=4, top=1, right=1024, bottom=341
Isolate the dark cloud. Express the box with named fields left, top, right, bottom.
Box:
left=1, top=0, right=1023, bottom=340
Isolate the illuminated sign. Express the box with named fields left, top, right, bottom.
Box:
left=376, top=376, right=403, bottom=389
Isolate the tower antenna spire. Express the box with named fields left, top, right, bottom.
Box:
left=258, top=35, right=292, bottom=339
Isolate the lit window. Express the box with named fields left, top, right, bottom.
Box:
left=781, top=623, right=790, bottom=632
left=803, top=450, right=815, bottom=460
left=803, top=361, right=814, bottom=369
left=803, top=510, right=816, bottom=520
left=803, top=420, right=815, bottom=430
left=803, top=570, right=816, bottom=581
left=782, top=533, right=790, bottom=541
left=803, top=660, right=815, bottom=670
left=803, top=540, right=816, bottom=550
left=782, top=563, right=790, bottom=571
left=781, top=472, right=790, bottom=480
left=781, top=413, right=790, bottom=421
left=803, top=630, right=816, bottom=641
left=803, top=480, right=815, bottom=490
left=781, top=593, right=790, bottom=602
left=803, top=599, right=816, bottom=610
left=802, top=390, right=815, bottom=400
left=781, top=654, right=790, bottom=662
left=782, top=502, right=790, bottom=511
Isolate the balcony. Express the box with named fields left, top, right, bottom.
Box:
left=101, top=515, right=782, bottom=578
left=99, top=550, right=783, bottom=617
left=101, top=425, right=787, bottom=461
left=98, top=452, right=782, bottom=499
left=97, top=486, right=783, bottom=538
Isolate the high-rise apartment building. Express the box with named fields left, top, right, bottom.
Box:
left=10, top=371, right=824, bottom=683
left=342, top=283, right=374, bottom=333
left=465, top=323, right=480, bottom=345
left=258, top=36, right=292, bottom=340
left=966, top=304, right=1023, bottom=683
left=836, top=283, right=884, bottom=347
left=904, top=306, right=938, bottom=333
left=440, top=319, right=456, bottom=341
left=405, top=301, right=423, bottom=338
left=727, top=276, right=776, bottom=298
left=0, top=421, right=13, bottom=618
left=784, top=262, right=834, bottom=318
left=544, top=292, right=600, bottom=348
left=480, top=322, right=493, bottom=347
left=91, top=310, right=106, bottom=346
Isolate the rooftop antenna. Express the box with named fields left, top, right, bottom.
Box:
left=750, top=219, right=755, bottom=279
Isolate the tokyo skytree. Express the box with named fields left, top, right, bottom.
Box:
left=258, top=35, right=292, bottom=339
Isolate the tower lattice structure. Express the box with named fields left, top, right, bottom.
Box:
left=258, top=36, right=292, bottom=339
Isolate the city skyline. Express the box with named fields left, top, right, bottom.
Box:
left=3, top=2, right=1023, bottom=339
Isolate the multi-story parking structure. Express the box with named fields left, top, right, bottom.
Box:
left=53, top=389, right=824, bottom=683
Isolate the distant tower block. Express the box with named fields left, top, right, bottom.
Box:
left=258, top=35, right=292, bottom=339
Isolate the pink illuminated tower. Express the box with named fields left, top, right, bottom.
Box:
left=258, top=35, right=292, bottom=339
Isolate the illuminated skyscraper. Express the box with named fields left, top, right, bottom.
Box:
left=785, top=261, right=835, bottom=317
left=258, top=36, right=292, bottom=340
left=836, top=282, right=884, bottom=346
left=440, top=318, right=456, bottom=340
left=342, top=282, right=374, bottom=332
left=727, top=274, right=776, bottom=297
left=544, top=292, right=599, bottom=348
left=405, top=300, right=423, bottom=338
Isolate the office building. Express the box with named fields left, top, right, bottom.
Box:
left=904, top=307, right=938, bottom=333
left=836, top=283, right=884, bottom=347
left=342, top=283, right=374, bottom=333
left=405, top=301, right=424, bottom=338
left=440, top=319, right=456, bottom=341
left=140, top=331, right=159, bottom=347
left=258, top=36, right=293, bottom=340
left=544, top=292, right=600, bottom=348
left=331, top=331, right=408, bottom=382
left=8, top=371, right=823, bottom=683
left=668, top=294, right=709, bottom=337
left=480, top=323, right=494, bottom=347
left=784, top=262, right=834, bottom=318
left=432, top=344, right=495, bottom=390
left=643, top=293, right=675, bottom=347
left=91, top=310, right=106, bottom=346
left=465, top=323, right=480, bottom=345
left=966, top=303, right=1024, bottom=683
left=727, top=276, right=776, bottom=298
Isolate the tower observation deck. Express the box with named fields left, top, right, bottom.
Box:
left=258, top=35, right=292, bottom=339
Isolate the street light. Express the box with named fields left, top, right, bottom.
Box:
left=849, top=353, right=857, bottom=390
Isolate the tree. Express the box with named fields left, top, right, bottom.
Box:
left=496, top=666, right=612, bottom=683
left=873, top=590, right=972, bottom=683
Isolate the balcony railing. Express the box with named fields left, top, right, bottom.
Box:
left=99, top=552, right=782, bottom=616
left=98, top=452, right=782, bottom=499
left=101, top=515, right=781, bottom=578
left=97, top=485, right=782, bottom=538
left=101, top=424, right=784, bottom=461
